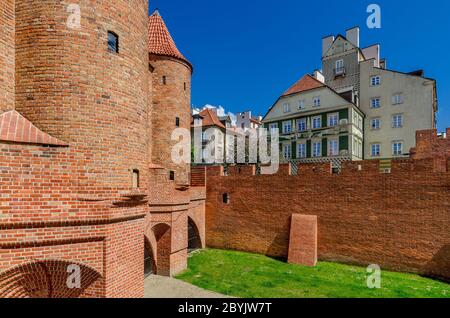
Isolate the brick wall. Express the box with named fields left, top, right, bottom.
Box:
left=0, top=0, right=14, bottom=111
left=205, top=131, right=450, bottom=280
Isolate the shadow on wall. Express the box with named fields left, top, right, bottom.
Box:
left=0, top=260, right=102, bottom=298
left=424, top=244, right=450, bottom=283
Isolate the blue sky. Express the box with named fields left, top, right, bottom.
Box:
left=150, top=0, right=450, bottom=131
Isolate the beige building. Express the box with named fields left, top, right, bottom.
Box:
left=322, top=27, right=438, bottom=159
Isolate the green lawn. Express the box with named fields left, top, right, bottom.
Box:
left=176, top=249, right=450, bottom=298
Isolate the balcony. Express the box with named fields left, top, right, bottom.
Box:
left=334, top=67, right=346, bottom=77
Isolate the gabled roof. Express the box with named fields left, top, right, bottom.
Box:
left=191, top=108, right=226, bottom=129
left=148, top=10, right=192, bottom=69
left=282, top=74, right=325, bottom=97
left=0, top=110, right=68, bottom=146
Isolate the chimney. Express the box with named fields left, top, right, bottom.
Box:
left=313, top=70, right=325, bottom=83
left=346, top=27, right=360, bottom=47
left=322, top=35, right=334, bottom=57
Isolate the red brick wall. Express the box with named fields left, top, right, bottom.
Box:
left=0, top=142, right=147, bottom=297
left=14, top=0, right=150, bottom=191
left=205, top=156, right=450, bottom=280
left=0, top=0, right=14, bottom=111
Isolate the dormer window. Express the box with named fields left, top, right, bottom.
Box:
left=107, top=31, right=119, bottom=53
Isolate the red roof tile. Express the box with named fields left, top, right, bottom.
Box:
left=191, top=108, right=226, bottom=129
left=0, top=110, right=68, bottom=146
left=148, top=10, right=191, bottom=68
left=282, top=74, right=325, bottom=96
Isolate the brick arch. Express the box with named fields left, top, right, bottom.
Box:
left=144, top=236, right=157, bottom=277
left=152, top=223, right=172, bottom=276
left=188, top=216, right=203, bottom=251
left=0, top=260, right=102, bottom=298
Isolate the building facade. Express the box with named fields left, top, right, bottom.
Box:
left=236, top=111, right=263, bottom=131
left=263, top=74, right=364, bottom=163
left=0, top=2, right=205, bottom=298
left=322, top=27, right=437, bottom=159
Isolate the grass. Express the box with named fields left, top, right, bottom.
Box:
left=176, top=249, right=450, bottom=298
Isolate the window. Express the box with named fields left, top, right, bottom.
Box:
left=371, top=144, right=381, bottom=157
left=283, top=103, right=291, bottom=113
left=297, top=143, right=306, bottom=158
left=312, top=116, right=322, bottom=129
left=175, top=117, right=180, bottom=127
left=162, top=76, right=167, bottom=85
left=329, top=139, right=339, bottom=156
left=371, top=118, right=380, bottom=130
left=298, top=100, right=305, bottom=110
left=107, top=31, right=119, bottom=53
left=269, top=123, right=278, bottom=134
left=297, top=118, right=307, bottom=132
left=392, top=93, right=404, bottom=105
left=184, top=82, right=187, bottom=91
left=282, top=121, right=292, bottom=134
left=169, top=171, right=175, bottom=181
left=283, top=144, right=291, bottom=160
left=335, top=59, right=345, bottom=75
left=371, top=75, right=381, bottom=86
left=371, top=98, right=381, bottom=109
left=313, top=97, right=321, bottom=107
left=328, top=113, right=339, bottom=127
left=392, top=114, right=403, bottom=128
left=132, top=169, right=140, bottom=189
left=392, top=142, right=403, bottom=156
left=312, top=141, right=322, bottom=157
left=223, top=193, right=230, bottom=204
left=241, top=123, right=245, bottom=129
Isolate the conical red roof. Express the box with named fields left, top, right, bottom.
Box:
left=148, top=10, right=191, bottom=68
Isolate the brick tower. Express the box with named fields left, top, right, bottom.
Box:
left=0, top=0, right=15, bottom=111
left=148, top=10, right=192, bottom=185
left=0, top=0, right=151, bottom=298
left=144, top=10, right=204, bottom=278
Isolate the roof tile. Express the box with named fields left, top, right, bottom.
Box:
left=0, top=110, right=68, bottom=146
left=282, top=74, right=325, bottom=96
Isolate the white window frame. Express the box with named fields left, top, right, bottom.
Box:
left=371, top=75, right=381, bottom=86
left=392, top=114, right=403, bottom=128
left=283, top=144, right=292, bottom=160
left=392, top=93, right=404, bottom=105
left=297, top=118, right=307, bottom=132
left=313, top=96, right=321, bottom=107
left=283, top=103, right=291, bottom=113
left=298, top=100, right=305, bottom=110
left=312, top=141, right=322, bottom=158
left=328, top=113, right=339, bottom=127
left=371, top=97, right=381, bottom=109
left=312, top=116, right=322, bottom=129
left=297, top=142, right=307, bottom=159
left=282, top=121, right=292, bottom=134
left=336, top=59, right=344, bottom=69
left=269, top=123, right=278, bottom=134
left=392, top=141, right=403, bottom=156
left=329, top=139, right=339, bottom=156
left=371, top=143, right=381, bottom=157
left=371, top=118, right=380, bottom=130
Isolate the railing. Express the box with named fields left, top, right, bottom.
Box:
left=289, top=156, right=352, bottom=175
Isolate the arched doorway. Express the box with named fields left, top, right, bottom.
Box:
left=0, top=260, right=101, bottom=298
left=152, top=223, right=171, bottom=276
left=188, top=217, right=202, bottom=252
left=144, top=238, right=156, bottom=278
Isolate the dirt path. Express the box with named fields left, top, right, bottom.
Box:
left=144, top=275, right=230, bottom=298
